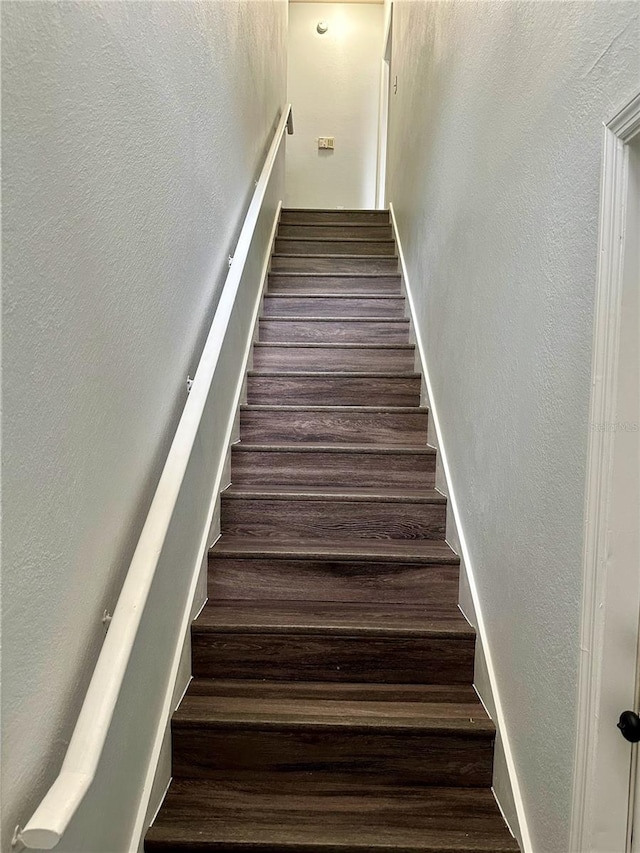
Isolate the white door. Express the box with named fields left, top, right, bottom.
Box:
left=571, top=92, right=640, bottom=853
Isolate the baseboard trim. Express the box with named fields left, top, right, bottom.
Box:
left=127, top=201, right=283, bottom=853
left=389, top=202, right=532, bottom=853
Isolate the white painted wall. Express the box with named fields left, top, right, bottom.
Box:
left=385, top=2, right=639, bottom=851
left=286, top=1, right=383, bottom=208
left=1, top=2, right=286, bottom=849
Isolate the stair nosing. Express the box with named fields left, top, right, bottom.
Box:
left=268, top=271, right=401, bottom=278
left=221, top=486, right=445, bottom=504
left=209, top=540, right=457, bottom=565
left=266, top=295, right=403, bottom=300
left=260, top=316, right=409, bottom=323
left=277, top=237, right=396, bottom=244
left=253, top=343, right=414, bottom=350
left=279, top=224, right=391, bottom=228
left=231, top=443, right=435, bottom=453
left=171, top=715, right=493, bottom=736
left=272, top=254, right=399, bottom=260
left=192, top=625, right=473, bottom=639
left=248, top=370, right=420, bottom=377
left=240, top=404, right=428, bottom=413
left=186, top=678, right=474, bottom=694
left=282, top=208, right=387, bottom=213
left=192, top=621, right=473, bottom=640
left=264, top=294, right=404, bottom=300
left=278, top=225, right=393, bottom=232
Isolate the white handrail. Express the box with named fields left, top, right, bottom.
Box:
left=16, top=104, right=293, bottom=851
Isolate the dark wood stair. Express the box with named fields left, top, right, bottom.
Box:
left=271, top=255, right=399, bottom=274
left=261, top=295, right=407, bottom=317
left=258, top=317, right=411, bottom=343
left=252, top=344, right=415, bottom=372
left=230, top=444, right=436, bottom=487
left=267, top=272, right=402, bottom=294
left=238, top=405, right=429, bottom=445
left=147, top=780, right=519, bottom=852
left=145, top=209, right=519, bottom=853
left=278, top=223, right=393, bottom=239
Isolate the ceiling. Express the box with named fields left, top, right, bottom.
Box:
left=291, top=0, right=384, bottom=5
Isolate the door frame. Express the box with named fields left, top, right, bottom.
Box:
left=375, top=2, right=392, bottom=210
left=570, top=89, right=640, bottom=853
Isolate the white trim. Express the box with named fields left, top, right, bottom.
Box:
left=127, top=200, right=282, bottom=852
left=389, top=202, right=533, bottom=853
left=375, top=3, right=392, bottom=210
left=16, top=106, right=292, bottom=851
left=569, top=89, right=640, bottom=853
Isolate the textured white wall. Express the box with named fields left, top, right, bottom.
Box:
left=286, top=2, right=383, bottom=208
left=386, top=2, right=639, bottom=851
left=1, top=1, right=286, bottom=848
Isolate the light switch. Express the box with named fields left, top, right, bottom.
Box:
left=318, top=137, right=335, bottom=150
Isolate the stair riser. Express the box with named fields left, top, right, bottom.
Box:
left=278, top=224, right=393, bottom=239
left=262, top=296, right=406, bottom=318
left=239, top=409, right=429, bottom=446
left=268, top=274, right=402, bottom=294
left=252, top=347, right=415, bottom=373
left=221, top=499, right=446, bottom=542
left=246, top=375, right=421, bottom=406
left=259, top=319, right=410, bottom=344
left=275, top=239, right=396, bottom=257
left=231, top=451, right=435, bottom=488
left=271, top=256, right=398, bottom=274
left=192, top=632, right=475, bottom=684
left=208, top=557, right=459, bottom=605
left=280, top=210, right=390, bottom=224
left=171, top=727, right=494, bottom=788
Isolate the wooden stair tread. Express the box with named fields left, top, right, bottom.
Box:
left=269, top=270, right=399, bottom=275
left=253, top=342, right=414, bottom=350
left=186, top=679, right=479, bottom=701
left=278, top=233, right=394, bottom=242
left=211, top=536, right=458, bottom=563
left=265, top=291, right=404, bottom=302
left=269, top=271, right=400, bottom=279
left=175, top=680, right=492, bottom=733
left=222, top=485, right=445, bottom=502
left=232, top=443, right=435, bottom=454
left=240, top=404, right=428, bottom=413
left=273, top=253, right=399, bottom=260
left=271, top=257, right=399, bottom=275
left=282, top=208, right=387, bottom=211
left=278, top=223, right=392, bottom=229
left=282, top=209, right=388, bottom=216
left=248, top=371, right=419, bottom=378
left=277, top=236, right=396, bottom=243
left=258, top=316, right=409, bottom=323
left=193, top=600, right=472, bottom=636
left=238, top=406, right=429, bottom=447
left=146, top=780, right=518, bottom=851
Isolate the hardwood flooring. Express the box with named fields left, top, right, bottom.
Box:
left=145, top=209, right=519, bottom=853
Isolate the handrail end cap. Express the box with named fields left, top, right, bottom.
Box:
left=15, top=826, right=61, bottom=850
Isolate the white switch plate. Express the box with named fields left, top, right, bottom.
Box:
left=318, top=137, right=335, bottom=150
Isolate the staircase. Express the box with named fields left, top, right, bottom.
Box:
left=145, top=210, right=519, bottom=852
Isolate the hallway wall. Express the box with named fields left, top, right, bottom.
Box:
left=1, top=2, right=287, bottom=849
left=286, top=1, right=383, bottom=208
left=385, top=2, right=639, bottom=851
